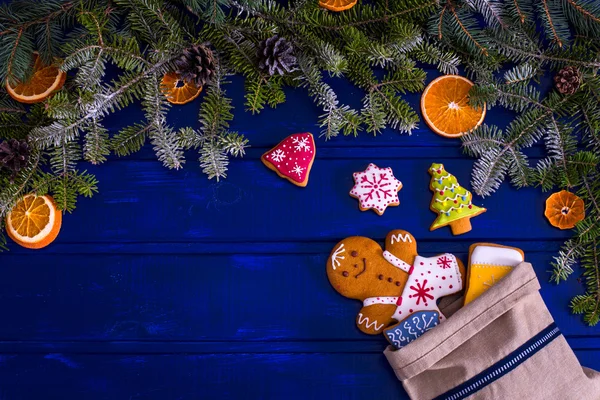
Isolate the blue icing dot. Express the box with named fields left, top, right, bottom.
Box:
left=462, top=196, right=467, bottom=201
left=451, top=189, right=454, bottom=192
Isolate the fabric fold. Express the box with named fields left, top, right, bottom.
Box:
left=384, top=262, right=600, bottom=400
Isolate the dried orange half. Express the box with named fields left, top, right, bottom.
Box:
left=5, top=194, right=62, bottom=249
left=319, top=0, right=358, bottom=11
left=5, top=54, right=66, bottom=104
left=421, top=75, right=486, bottom=138
left=161, top=72, right=202, bottom=105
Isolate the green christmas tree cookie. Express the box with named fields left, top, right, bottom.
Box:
left=428, top=163, right=486, bottom=235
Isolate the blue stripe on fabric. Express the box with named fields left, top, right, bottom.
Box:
left=434, top=322, right=561, bottom=400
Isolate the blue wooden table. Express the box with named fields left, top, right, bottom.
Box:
left=1, top=67, right=599, bottom=399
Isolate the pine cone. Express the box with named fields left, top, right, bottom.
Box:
left=554, top=66, right=581, bottom=95
left=0, top=139, right=30, bottom=178
left=174, top=44, right=216, bottom=87
left=258, top=35, right=297, bottom=76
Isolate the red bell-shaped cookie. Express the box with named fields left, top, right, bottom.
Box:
left=261, top=132, right=316, bottom=187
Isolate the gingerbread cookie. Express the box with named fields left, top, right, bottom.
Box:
left=327, top=230, right=417, bottom=335
left=350, top=163, right=402, bottom=215
left=463, top=243, right=524, bottom=306
left=384, top=310, right=439, bottom=349
left=327, top=229, right=465, bottom=336
left=261, top=132, right=315, bottom=187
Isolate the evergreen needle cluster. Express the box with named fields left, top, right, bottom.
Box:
left=0, top=0, right=448, bottom=248
left=1, top=0, right=599, bottom=326
left=433, top=0, right=600, bottom=325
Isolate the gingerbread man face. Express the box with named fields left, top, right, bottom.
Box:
left=326, top=230, right=418, bottom=335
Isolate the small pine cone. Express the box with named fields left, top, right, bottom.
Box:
left=257, top=35, right=297, bottom=76
left=174, top=44, right=217, bottom=87
left=0, top=139, right=30, bottom=178
left=554, top=66, right=581, bottom=95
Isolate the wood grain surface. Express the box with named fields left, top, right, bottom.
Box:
left=1, top=69, right=598, bottom=399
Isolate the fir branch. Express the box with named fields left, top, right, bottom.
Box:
left=513, top=0, right=526, bottom=24
left=449, top=7, right=488, bottom=55
left=540, top=0, right=564, bottom=47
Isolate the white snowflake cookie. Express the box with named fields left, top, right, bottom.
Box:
left=350, top=163, right=403, bottom=215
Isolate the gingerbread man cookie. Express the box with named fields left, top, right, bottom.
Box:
left=327, top=229, right=466, bottom=335
left=326, top=230, right=417, bottom=334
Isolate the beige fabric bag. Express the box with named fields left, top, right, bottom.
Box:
left=384, top=262, right=600, bottom=400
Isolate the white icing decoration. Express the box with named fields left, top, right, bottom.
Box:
left=406, top=321, right=418, bottom=338
left=383, top=251, right=411, bottom=273
left=434, top=193, right=468, bottom=202
left=292, top=136, right=311, bottom=152
left=270, top=149, right=286, bottom=163
left=391, top=254, right=463, bottom=322
left=330, top=243, right=345, bottom=270
left=349, top=163, right=402, bottom=214
left=357, top=313, right=384, bottom=331
left=470, top=245, right=524, bottom=266
left=421, top=313, right=437, bottom=329
left=363, top=296, right=398, bottom=307
left=291, top=163, right=305, bottom=177
left=434, top=183, right=458, bottom=192
left=390, top=233, right=412, bottom=244
left=433, top=202, right=473, bottom=213
left=431, top=171, right=451, bottom=179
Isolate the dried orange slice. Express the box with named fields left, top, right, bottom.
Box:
left=161, top=72, right=202, bottom=105
left=544, top=190, right=585, bottom=230
left=5, top=194, right=62, bottom=249
left=421, top=75, right=486, bottom=138
left=5, top=54, right=66, bottom=104
left=319, top=0, right=358, bottom=11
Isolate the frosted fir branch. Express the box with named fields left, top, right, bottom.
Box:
left=470, top=148, right=509, bottom=196
left=143, top=74, right=184, bottom=170
left=466, top=0, right=507, bottom=29
left=503, top=63, right=536, bottom=84
left=551, top=241, right=583, bottom=282
left=491, top=38, right=600, bottom=68
left=229, top=0, right=439, bottom=31
left=199, top=141, right=228, bottom=180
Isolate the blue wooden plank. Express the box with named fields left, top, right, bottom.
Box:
left=0, top=336, right=596, bottom=354
left=4, top=158, right=567, bottom=245
left=3, top=239, right=564, bottom=255
left=1, top=252, right=597, bottom=342
left=0, top=353, right=405, bottom=400
left=0, top=351, right=597, bottom=400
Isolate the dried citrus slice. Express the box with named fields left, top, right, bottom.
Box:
left=319, top=0, right=358, bottom=11
left=421, top=75, right=486, bottom=138
left=5, top=194, right=62, bottom=249
left=5, top=54, right=66, bottom=104
left=161, top=72, right=202, bottom=105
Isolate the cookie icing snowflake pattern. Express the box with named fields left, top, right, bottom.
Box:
left=350, top=163, right=402, bottom=215
left=261, top=133, right=316, bottom=187
left=270, top=149, right=286, bottom=163
left=292, top=136, right=311, bottom=152
left=437, top=255, right=452, bottom=269
left=409, top=280, right=434, bottom=306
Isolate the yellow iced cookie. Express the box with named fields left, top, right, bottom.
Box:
left=464, top=243, right=524, bottom=305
